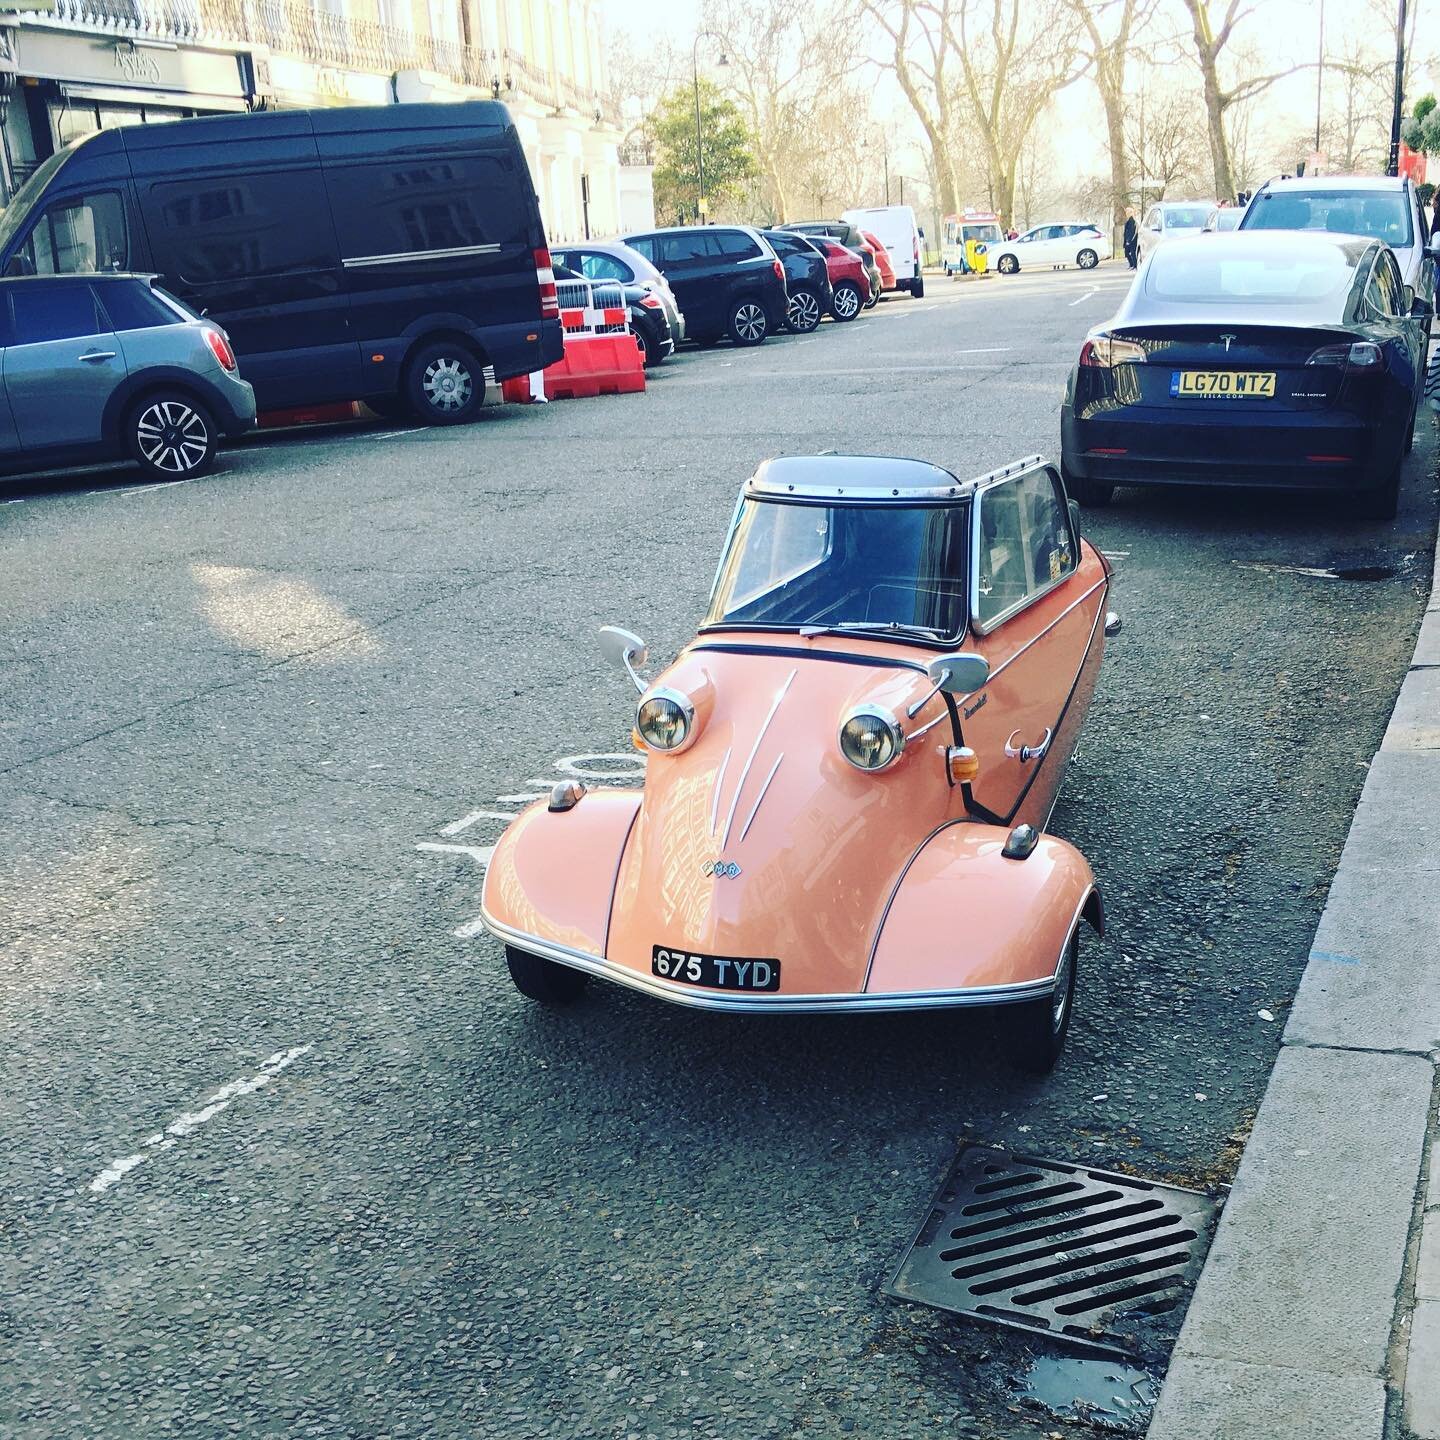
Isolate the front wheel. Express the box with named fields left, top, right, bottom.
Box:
left=405, top=340, right=484, bottom=424
left=996, top=254, right=1019, bottom=275
left=128, top=392, right=217, bottom=478
left=1077, top=249, right=1099, bottom=270
left=506, top=946, right=588, bottom=1004
left=785, top=287, right=822, bottom=334
left=831, top=281, right=862, bottom=321
left=1008, top=930, right=1078, bottom=1075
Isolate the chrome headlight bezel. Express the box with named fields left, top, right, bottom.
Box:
left=838, top=704, right=905, bottom=772
left=636, top=687, right=697, bottom=754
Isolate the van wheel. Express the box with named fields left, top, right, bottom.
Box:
left=406, top=341, right=484, bottom=424
left=728, top=299, right=769, bottom=346
left=1009, top=930, right=1078, bottom=1074
left=505, top=945, right=588, bottom=1004
left=831, top=281, right=862, bottom=321
left=128, top=391, right=217, bottom=478
left=911, top=276, right=925, bottom=298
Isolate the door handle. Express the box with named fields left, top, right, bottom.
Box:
left=1005, top=727, right=1052, bottom=763
left=79, top=350, right=117, bottom=363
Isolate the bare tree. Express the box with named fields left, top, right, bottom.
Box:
left=1127, top=82, right=1208, bottom=199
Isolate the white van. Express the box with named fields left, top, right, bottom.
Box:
left=840, top=205, right=924, bottom=296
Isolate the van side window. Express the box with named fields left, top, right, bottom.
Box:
left=975, top=468, right=1076, bottom=628
left=13, top=192, right=129, bottom=275
left=148, top=172, right=335, bottom=282
left=326, top=155, right=524, bottom=259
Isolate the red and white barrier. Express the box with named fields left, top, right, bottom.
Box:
left=505, top=277, right=645, bottom=404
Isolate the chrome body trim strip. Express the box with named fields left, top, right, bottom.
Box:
left=481, top=906, right=1055, bottom=1013
left=721, top=667, right=796, bottom=846
left=984, top=577, right=1108, bottom=682
left=708, top=746, right=732, bottom=836
left=739, top=752, right=783, bottom=841
left=342, top=243, right=503, bottom=268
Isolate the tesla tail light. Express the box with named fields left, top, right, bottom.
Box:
left=202, top=327, right=236, bottom=372
left=1079, top=334, right=1146, bottom=368
left=1306, top=341, right=1382, bottom=368
left=534, top=247, right=559, bottom=319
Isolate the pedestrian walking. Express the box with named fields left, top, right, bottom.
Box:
left=1123, top=208, right=1138, bottom=269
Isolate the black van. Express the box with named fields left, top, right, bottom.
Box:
left=0, top=102, right=562, bottom=423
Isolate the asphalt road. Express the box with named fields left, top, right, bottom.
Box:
left=2, top=267, right=1435, bottom=1440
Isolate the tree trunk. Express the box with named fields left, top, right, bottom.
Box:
left=1181, top=0, right=1234, bottom=200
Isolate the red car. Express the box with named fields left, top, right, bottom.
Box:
left=811, top=238, right=869, bottom=322
left=861, top=228, right=898, bottom=295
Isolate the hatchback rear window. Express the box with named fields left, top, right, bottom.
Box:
left=98, top=280, right=184, bottom=331
left=1145, top=245, right=1360, bottom=306
left=1242, top=187, right=1414, bottom=248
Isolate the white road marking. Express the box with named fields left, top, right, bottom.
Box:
left=496, top=792, right=549, bottom=803
left=118, top=479, right=195, bottom=497
left=440, top=808, right=520, bottom=835
left=417, top=841, right=496, bottom=867
left=367, top=429, right=415, bottom=441
left=90, top=1045, right=312, bottom=1195
left=1070, top=288, right=1099, bottom=307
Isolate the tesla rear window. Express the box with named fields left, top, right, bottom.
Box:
left=1243, top=188, right=1413, bottom=247
left=1145, top=247, right=1358, bottom=306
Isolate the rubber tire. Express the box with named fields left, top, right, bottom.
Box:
left=127, top=390, right=218, bottom=479
left=727, top=298, right=769, bottom=346
left=1063, top=463, right=1114, bottom=508
left=831, top=281, right=862, bottom=321
left=1009, top=930, right=1078, bottom=1075
left=997, top=254, right=1019, bottom=275
left=785, top=287, right=823, bottom=334
left=1077, top=249, right=1099, bottom=270
left=630, top=322, right=655, bottom=368
left=911, top=276, right=925, bottom=298
left=506, top=945, right=588, bottom=1003
left=863, top=284, right=879, bottom=309
left=404, top=339, right=484, bottom=425
left=1404, top=392, right=1418, bottom=453
left=1352, top=460, right=1402, bottom=522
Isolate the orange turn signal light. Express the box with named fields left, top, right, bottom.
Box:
left=947, top=746, right=979, bottom=784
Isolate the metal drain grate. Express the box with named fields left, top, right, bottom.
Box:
left=886, top=1145, right=1220, bottom=1355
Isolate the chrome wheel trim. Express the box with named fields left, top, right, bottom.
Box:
left=1051, top=935, right=1076, bottom=1033
left=1078, top=249, right=1098, bottom=269
left=135, top=400, right=210, bottom=474
left=734, top=303, right=766, bottom=341
left=834, top=286, right=859, bottom=318
left=422, top=355, right=474, bottom=411
left=789, top=291, right=820, bottom=329
left=998, top=256, right=1018, bottom=274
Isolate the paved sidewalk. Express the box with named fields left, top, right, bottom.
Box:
left=1148, top=464, right=1440, bottom=1439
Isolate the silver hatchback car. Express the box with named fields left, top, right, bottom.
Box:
left=0, top=273, right=255, bottom=481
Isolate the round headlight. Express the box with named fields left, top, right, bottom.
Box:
left=637, top=689, right=694, bottom=752
left=839, top=706, right=903, bottom=771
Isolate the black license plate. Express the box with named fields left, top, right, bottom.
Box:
left=652, top=945, right=780, bottom=992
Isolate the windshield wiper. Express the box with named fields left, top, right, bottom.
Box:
left=798, top=621, right=946, bottom=640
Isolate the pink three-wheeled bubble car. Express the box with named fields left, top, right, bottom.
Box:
left=481, top=454, right=1118, bottom=1071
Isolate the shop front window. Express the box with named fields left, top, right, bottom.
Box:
left=11, top=192, right=129, bottom=276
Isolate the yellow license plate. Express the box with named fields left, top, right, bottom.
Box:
left=1171, top=370, right=1276, bottom=398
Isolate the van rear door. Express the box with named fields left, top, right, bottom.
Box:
left=128, top=116, right=361, bottom=410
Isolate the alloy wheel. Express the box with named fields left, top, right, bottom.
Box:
left=833, top=285, right=860, bottom=319
left=998, top=255, right=1018, bottom=274
left=1078, top=249, right=1098, bottom=269
left=135, top=400, right=210, bottom=474
left=788, top=290, right=820, bottom=331
left=422, top=355, right=474, bottom=412
left=733, top=303, right=766, bottom=342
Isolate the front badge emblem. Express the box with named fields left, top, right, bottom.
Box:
left=702, top=860, right=741, bottom=878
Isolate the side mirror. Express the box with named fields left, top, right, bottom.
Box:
left=598, top=625, right=648, bottom=693
left=926, top=652, right=990, bottom=694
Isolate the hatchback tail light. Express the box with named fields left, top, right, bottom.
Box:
left=202, top=326, right=236, bottom=372
left=534, top=246, right=559, bottom=319
left=772, top=258, right=785, bottom=283
left=1079, top=333, right=1146, bottom=368
left=1306, top=340, right=1382, bottom=368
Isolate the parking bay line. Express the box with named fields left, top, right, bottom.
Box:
left=1069, top=287, right=1100, bottom=306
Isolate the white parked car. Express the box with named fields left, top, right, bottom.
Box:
left=840, top=204, right=925, bottom=295
left=1136, top=202, right=1215, bottom=263
left=988, top=222, right=1111, bottom=275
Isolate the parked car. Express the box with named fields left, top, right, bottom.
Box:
left=860, top=228, right=898, bottom=294
left=1203, top=207, right=1244, bottom=233
left=552, top=260, right=673, bottom=366
left=1135, top=202, right=1215, bottom=264
left=842, top=204, right=925, bottom=295
left=0, top=102, right=562, bottom=425
left=0, top=273, right=255, bottom=481
left=1238, top=173, right=1436, bottom=315
left=760, top=228, right=833, bottom=333
left=552, top=239, right=686, bottom=345
left=482, top=452, right=1113, bottom=1074
left=1061, top=232, right=1423, bottom=520
left=809, top=238, right=869, bottom=321
left=989, top=222, right=1110, bottom=275
left=782, top=222, right=884, bottom=308
left=621, top=225, right=788, bottom=347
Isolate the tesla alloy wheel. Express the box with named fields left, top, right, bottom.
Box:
left=405, top=340, right=484, bottom=424
left=786, top=287, right=822, bottom=334
left=130, top=393, right=216, bottom=478
left=1077, top=248, right=1099, bottom=269
left=831, top=281, right=862, bottom=321
left=997, top=254, right=1019, bottom=274
left=728, top=299, right=769, bottom=346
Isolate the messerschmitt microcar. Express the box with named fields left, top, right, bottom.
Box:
left=481, top=454, right=1118, bottom=1071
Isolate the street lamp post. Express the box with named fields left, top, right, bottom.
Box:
left=1388, top=0, right=1408, bottom=176
left=692, top=31, right=727, bottom=224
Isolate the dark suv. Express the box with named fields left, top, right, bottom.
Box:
left=620, top=226, right=788, bottom=347
left=761, top=230, right=834, bottom=333
left=780, top=221, right=883, bottom=307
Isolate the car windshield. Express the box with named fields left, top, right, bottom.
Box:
left=1145, top=242, right=1361, bottom=306
left=1242, top=187, right=1414, bottom=247
left=705, top=499, right=969, bottom=640
left=1163, top=206, right=1211, bottom=229
left=0, top=147, right=72, bottom=254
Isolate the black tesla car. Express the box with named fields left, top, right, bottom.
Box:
left=1060, top=231, right=1425, bottom=520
